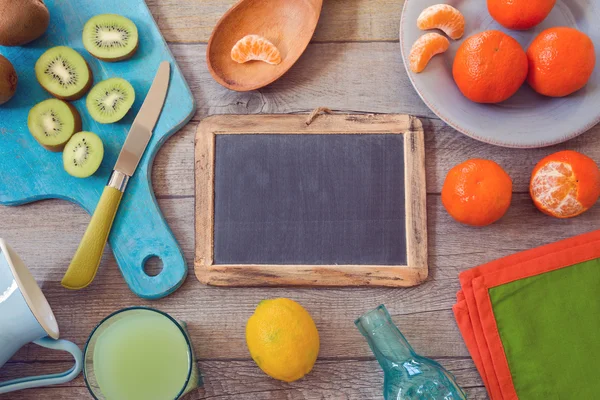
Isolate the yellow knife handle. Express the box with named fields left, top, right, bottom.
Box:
left=61, top=185, right=124, bottom=290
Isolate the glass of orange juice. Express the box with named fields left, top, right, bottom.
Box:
left=83, top=307, right=201, bottom=400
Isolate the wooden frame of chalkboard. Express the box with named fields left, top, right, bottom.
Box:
left=194, top=114, right=427, bottom=287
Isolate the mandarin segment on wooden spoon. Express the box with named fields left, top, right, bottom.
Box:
left=206, top=0, right=323, bottom=91
left=231, top=34, right=282, bottom=65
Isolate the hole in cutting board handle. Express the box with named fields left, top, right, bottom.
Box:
left=144, top=256, right=163, bottom=277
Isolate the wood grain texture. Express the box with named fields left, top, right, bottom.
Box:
left=1, top=358, right=487, bottom=399
left=146, top=0, right=404, bottom=43
left=1, top=191, right=599, bottom=397
left=169, top=42, right=438, bottom=120
left=1, top=194, right=598, bottom=360
left=194, top=114, right=428, bottom=287
left=152, top=119, right=600, bottom=198
left=404, top=117, right=428, bottom=281
left=2, top=2, right=600, bottom=398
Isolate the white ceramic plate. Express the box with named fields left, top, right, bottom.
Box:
left=400, top=0, right=600, bottom=148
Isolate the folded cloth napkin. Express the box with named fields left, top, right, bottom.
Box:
left=453, top=230, right=600, bottom=400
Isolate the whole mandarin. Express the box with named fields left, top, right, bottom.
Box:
left=442, top=159, right=513, bottom=226
left=527, top=27, right=596, bottom=97
left=487, top=0, right=556, bottom=30
left=453, top=30, right=528, bottom=103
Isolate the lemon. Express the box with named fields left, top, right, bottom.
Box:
left=246, top=298, right=320, bottom=382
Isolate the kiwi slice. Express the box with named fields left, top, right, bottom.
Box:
left=27, top=99, right=82, bottom=152
left=63, top=132, right=104, bottom=178
left=35, top=46, right=92, bottom=101
left=86, top=78, right=135, bottom=124
left=82, top=14, right=139, bottom=62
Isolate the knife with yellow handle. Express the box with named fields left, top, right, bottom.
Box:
left=62, top=62, right=171, bottom=290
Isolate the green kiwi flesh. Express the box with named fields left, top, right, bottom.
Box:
left=86, top=78, right=135, bottom=124
left=82, top=14, right=139, bottom=62
left=0, top=55, right=17, bottom=105
left=63, top=132, right=104, bottom=178
left=35, top=46, right=92, bottom=100
left=28, top=99, right=82, bottom=152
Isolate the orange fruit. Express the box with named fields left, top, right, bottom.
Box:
left=246, top=298, right=319, bottom=382
left=530, top=150, right=600, bottom=219
left=487, top=0, right=556, bottom=30
left=231, top=34, right=282, bottom=65
left=409, top=32, right=450, bottom=73
left=527, top=27, right=596, bottom=97
left=452, top=30, right=528, bottom=103
left=442, top=159, right=513, bottom=227
left=417, top=4, right=466, bottom=40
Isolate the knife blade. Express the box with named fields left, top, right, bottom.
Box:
left=61, top=62, right=171, bottom=290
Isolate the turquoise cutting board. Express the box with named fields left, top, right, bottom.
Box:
left=0, top=0, right=196, bottom=299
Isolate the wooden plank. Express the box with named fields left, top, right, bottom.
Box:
left=0, top=358, right=486, bottom=399
left=2, top=196, right=598, bottom=286
left=170, top=43, right=437, bottom=120
left=153, top=119, right=600, bottom=198
left=0, top=194, right=597, bottom=365
left=146, top=0, right=404, bottom=44
left=0, top=386, right=489, bottom=400
left=405, top=117, right=428, bottom=280
left=194, top=114, right=427, bottom=287
left=2, top=2, right=599, bottom=400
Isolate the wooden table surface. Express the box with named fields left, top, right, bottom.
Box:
left=2, top=1, right=599, bottom=399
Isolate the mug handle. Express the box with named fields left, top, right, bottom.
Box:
left=0, top=337, right=82, bottom=394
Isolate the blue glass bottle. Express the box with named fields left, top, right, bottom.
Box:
left=355, top=305, right=467, bottom=400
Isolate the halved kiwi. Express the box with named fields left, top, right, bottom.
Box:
left=28, top=99, right=82, bottom=152
left=35, top=46, right=92, bottom=101
left=86, top=78, right=135, bottom=124
left=82, top=14, right=139, bottom=62
left=0, top=55, right=17, bottom=105
left=63, top=131, right=104, bottom=178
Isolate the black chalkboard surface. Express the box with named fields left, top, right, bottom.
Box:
left=214, top=134, right=407, bottom=265
left=195, top=114, right=427, bottom=287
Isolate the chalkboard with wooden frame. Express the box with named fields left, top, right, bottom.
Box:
left=194, top=114, right=427, bottom=287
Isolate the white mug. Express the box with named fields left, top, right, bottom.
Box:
left=0, top=238, right=82, bottom=394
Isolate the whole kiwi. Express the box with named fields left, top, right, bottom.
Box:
left=0, top=55, right=17, bottom=105
left=0, top=0, right=50, bottom=46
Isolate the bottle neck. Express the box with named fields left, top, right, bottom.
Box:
left=355, top=305, right=415, bottom=364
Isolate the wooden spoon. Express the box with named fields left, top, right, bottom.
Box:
left=207, top=0, right=323, bottom=92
